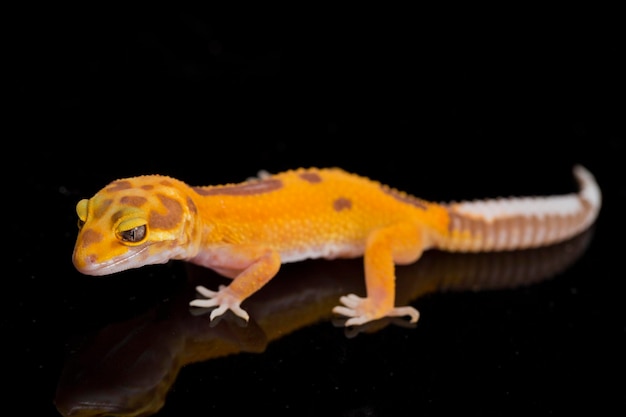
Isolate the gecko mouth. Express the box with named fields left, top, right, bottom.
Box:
left=74, top=245, right=154, bottom=276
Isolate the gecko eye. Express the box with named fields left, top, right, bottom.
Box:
left=118, top=225, right=147, bottom=243
left=76, top=199, right=88, bottom=229
left=116, top=218, right=148, bottom=244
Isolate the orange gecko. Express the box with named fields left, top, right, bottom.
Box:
left=72, top=166, right=601, bottom=327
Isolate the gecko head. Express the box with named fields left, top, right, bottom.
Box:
left=72, top=175, right=198, bottom=276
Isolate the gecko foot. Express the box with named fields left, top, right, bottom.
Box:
left=189, top=285, right=250, bottom=322
left=332, top=294, right=420, bottom=327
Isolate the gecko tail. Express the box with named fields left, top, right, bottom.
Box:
left=572, top=164, right=602, bottom=211
left=436, top=165, right=601, bottom=252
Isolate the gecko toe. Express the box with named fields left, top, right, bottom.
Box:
left=339, top=294, right=364, bottom=308
left=344, top=316, right=370, bottom=327
left=195, top=285, right=217, bottom=298
left=189, top=298, right=218, bottom=308
left=332, top=305, right=357, bottom=318
left=230, top=305, right=250, bottom=321
left=388, top=306, right=420, bottom=323
left=209, top=305, right=229, bottom=321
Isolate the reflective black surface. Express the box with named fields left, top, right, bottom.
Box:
left=7, top=9, right=624, bottom=416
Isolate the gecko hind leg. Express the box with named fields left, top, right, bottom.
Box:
left=332, top=222, right=423, bottom=327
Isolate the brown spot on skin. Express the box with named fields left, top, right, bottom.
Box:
left=333, top=197, right=352, bottom=211
left=299, top=172, right=322, bottom=183
left=193, top=178, right=283, bottom=196
left=468, top=216, right=481, bottom=239
left=470, top=217, right=481, bottom=249
left=111, top=210, right=126, bottom=224
left=562, top=213, right=574, bottom=242
left=106, top=181, right=132, bottom=193
left=493, top=222, right=504, bottom=249
left=447, top=209, right=493, bottom=250
left=579, top=196, right=592, bottom=215
left=160, top=180, right=174, bottom=187
left=447, top=210, right=464, bottom=234
left=150, top=194, right=183, bottom=229
left=573, top=198, right=591, bottom=231
left=494, top=217, right=504, bottom=249
left=93, top=199, right=112, bottom=220
left=544, top=217, right=554, bottom=243
left=484, top=216, right=497, bottom=250
left=187, top=196, right=197, bottom=215
left=577, top=204, right=589, bottom=225
left=120, top=196, right=147, bottom=207
left=502, top=216, right=517, bottom=249
left=81, top=229, right=103, bottom=248
left=381, top=186, right=428, bottom=210
left=141, top=184, right=154, bottom=191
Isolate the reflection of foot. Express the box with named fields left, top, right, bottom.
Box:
left=332, top=293, right=420, bottom=327
left=189, top=285, right=250, bottom=321
left=332, top=315, right=419, bottom=338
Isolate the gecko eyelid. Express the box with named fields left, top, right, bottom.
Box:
left=118, top=225, right=147, bottom=243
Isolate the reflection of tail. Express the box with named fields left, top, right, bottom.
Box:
left=437, top=165, right=601, bottom=252
left=409, top=226, right=596, bottom=295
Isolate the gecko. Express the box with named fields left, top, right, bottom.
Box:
left=72, top=166, right=601, bottom=327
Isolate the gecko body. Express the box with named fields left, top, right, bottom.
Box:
left=73, top=166, right=600, bottom=326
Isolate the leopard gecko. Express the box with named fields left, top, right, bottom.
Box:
left=72, top=166, right=601, bottom=326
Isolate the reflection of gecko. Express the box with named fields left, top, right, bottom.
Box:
left=57, top=230, right=594, bottom=417
left=72, top=166, right=601, bottom=326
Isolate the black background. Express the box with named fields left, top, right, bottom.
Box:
left=6, top=6, right=624, bottom=416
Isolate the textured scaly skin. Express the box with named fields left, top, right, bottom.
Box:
left=72, top=166, right=601, bottom=326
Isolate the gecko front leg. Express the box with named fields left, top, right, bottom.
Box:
left=189, top=245, right=281, bottom=321
left=333, top=222, right=423, bottom=327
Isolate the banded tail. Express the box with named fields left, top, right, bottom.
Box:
left=437, top=165, right=601, bottom=252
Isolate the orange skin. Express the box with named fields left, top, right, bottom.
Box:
left=73, top=167, right=600, bottom=326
